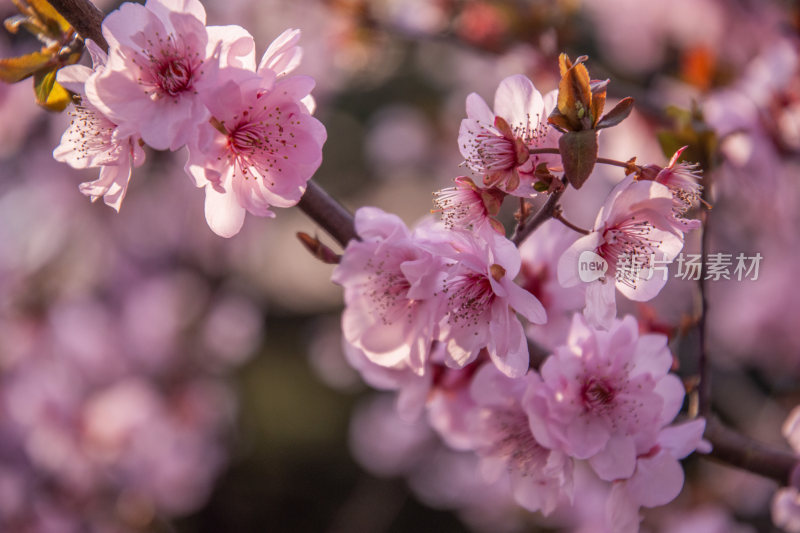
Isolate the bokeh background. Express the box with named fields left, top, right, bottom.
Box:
left=1, top=0, right=799, bottom=531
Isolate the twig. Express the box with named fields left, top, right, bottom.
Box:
left=529, top=148, right=641, bottom=173
left=596, top=157, right=640, bottom=172
left=511, top=177, right=567, bottom=245
left=552, top=206, right=590, bottom=235
left=698, top=181, right=712, bottom=417
left=513, top=197, right=530, bottom=238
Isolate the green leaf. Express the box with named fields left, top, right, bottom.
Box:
left=0, top=51, right=52, bottom=83
left=33, top=68, right=70, bottom=111
left=596, top=97, right=634, bottom=129
left=559, top=129, right=598, bottom=189
left=43, top=78, right=70, bottom=111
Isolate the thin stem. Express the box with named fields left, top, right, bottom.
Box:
left=596, top=157, right=639, bottom=171
left=528, top=148, right=642, bottom=173
left=698, top=179, right=713, bottom=417
left=511, top=177, right=567, bottom=245
left=513, top=197, right=530, bottom=239
left=528, top=147, right=561, bottom=156
left=553, top=208, right=590, bottom=235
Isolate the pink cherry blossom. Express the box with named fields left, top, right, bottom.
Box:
left=432, top=176, right=505, bottom=233
left=332, top=207, right=447, bottom=375
left=86, top=0, right=254, bottom=150
left=434, top=229, right=547, bottom=378
left=459, top=74, right=559, bottom=196
left=53, top=40, right=145, bottom=211
left=557, top=176, right=685, bottom=329
left=468, top=363, right=573, bottom=515
left=185, top=67, right=326, bottom=237
left=523, top=314, right=688, bottom=482
left=640, top=146, right=703, bottom=231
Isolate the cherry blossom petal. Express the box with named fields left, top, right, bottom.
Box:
left=494, top=74, right=545, bottom=126
left=258, top=28, right=303, bottom=77
left=204, top=181, right=249, bottom=238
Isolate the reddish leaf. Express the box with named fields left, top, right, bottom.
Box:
left=596, top=97, right=635, bottom=130
left=559, top=129, right=598, bottom=189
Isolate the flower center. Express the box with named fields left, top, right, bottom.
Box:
left=445, top=272, right=495, bottom=326
left=364, top=254, right=415, bottom=326
left=66, top=101, right=121, bottom=161
left=433, top=184, right=486, bottom=229
left=467, top=132, right=518, bottom=172
left=154, top=55, right=195, bottom=96
left=221, top=99, right=297, bottom=183
left=581, top=377, right=617, bottom=410
left=484, top=408, right=549, bottom=476
left=599, top=215, right=661, bottom=289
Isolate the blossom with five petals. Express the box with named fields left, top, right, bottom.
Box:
left=557, top=177, right=684, bottom=329
left=459, top=74, right=559, bottom=196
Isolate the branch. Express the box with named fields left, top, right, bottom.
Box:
left=47, top=0, right=108, bottom=51
left=704, top=417, right=798, bottom=485
left=297, top=181, right=358, bottom=248
left=511, top=177, right=567, bottom=245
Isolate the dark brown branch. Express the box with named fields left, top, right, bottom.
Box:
left=511, top=177, right=567, bottom=245
left=704, top=417, right=798, bottom=485
left=48, top=0, right=108, bottom=51
left=297, top=181, right=358, bottom=248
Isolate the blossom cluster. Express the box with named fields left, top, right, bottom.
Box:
left=53, top=0, right=326, bottom=237
left=331, top=74, right=709, bottom=532
left=2, top=0, right=799, bottom=530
